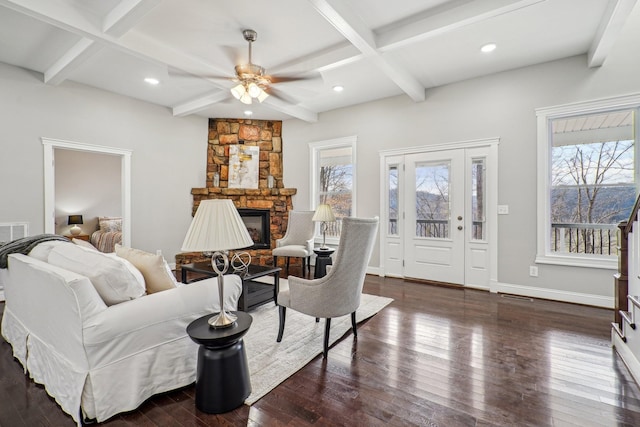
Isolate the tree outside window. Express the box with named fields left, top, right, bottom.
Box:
left=317, top=146, right=353, bottom=238
left=550, top=109, right=636, bottom=255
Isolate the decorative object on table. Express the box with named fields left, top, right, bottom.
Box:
left=228, top=145, right=259, bottom=189
left=312, top=204, right=335, bottom=250
left=272, top=210, right=315, bottom=277
left=231, top=251, right=252, bottom=273
left=267, top=175, right=274, bottom=188
left=68, top=214, right=83, bottom=236
left=213, top=171, right=220, bottom=187
left=182, top=199, right=253, bottom=328
left=276, top=217, right=379, bottom=358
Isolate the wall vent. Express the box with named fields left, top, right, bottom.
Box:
left=500, top=294, right=534, bottom=302
left=0, top=222, right=29, bottom=245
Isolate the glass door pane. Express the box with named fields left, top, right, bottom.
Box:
left=388, top=165, right=399, bottom=235
left=415, top=161, right=450, bottom=238
left=471, top=158, right=486, bottom=241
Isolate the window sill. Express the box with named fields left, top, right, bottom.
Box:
left=535, top=253, right=617, bottom=270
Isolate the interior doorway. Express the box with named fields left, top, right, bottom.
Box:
left=379, top=139, right=498, bottom=289
left=42, top=138, right=132, bottom=247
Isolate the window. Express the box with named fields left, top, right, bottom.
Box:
left=309, top=136, right=356, bottom=244
left=536, top=94, right=640, bottom=269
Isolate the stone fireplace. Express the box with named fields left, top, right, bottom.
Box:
left=176, top=118, right=298, bottom=272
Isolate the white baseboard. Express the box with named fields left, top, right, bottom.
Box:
left=496, top=281, right=613, bottom=308
left=612, top=329, right=640, bottom=386
left=366, top=266, right=382, bottom=276
left=369, top=270, right=613, bottom=308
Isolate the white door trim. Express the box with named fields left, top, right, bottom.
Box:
left=378, top=138, right=499, bottom=291
left=42, top=137, right=132, bottom=247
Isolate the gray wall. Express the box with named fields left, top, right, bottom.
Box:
left=0, top=62, right=208, bottom=262
left=282, top=46, right=640, bottom=302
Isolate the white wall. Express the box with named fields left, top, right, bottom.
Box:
left=0, top=62, right=208, bottom=263
left=54, top=149, right=122, bottom=236
left=282, top=32, right=640, bottom=304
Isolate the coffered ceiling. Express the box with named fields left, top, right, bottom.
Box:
left=0, top=0, right=637, bottom=122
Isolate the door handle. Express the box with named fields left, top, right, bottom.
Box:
left=457, top=225, right=463, bottom=230
left=457, top=216, right=463, bottom=221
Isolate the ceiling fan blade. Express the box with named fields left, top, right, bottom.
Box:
left=265, top=86, right=299, bottom=105
left=220, top=45, right=244, bottom=68
left=267, top=71, right=323, bottom=85
left=168, top=68, right=234, bottom=82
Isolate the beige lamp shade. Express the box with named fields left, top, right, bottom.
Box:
left=312, top=204, right=335, bottom=223
left=313, top=204, right=335, bottom=250
left=181, top=199, right=253, bottom=252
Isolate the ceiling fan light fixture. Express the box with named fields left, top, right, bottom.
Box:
left=231, top=84, right=246, bottom=99
left=247, top=82, right=261, bottom=98
left=257, top=90, right=269, bottom=103
left=239, top=92, right=253, bottom=104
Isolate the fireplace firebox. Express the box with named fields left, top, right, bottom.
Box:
left=238, top=209, right=271, bottom=249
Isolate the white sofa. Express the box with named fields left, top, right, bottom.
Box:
left=1, top=247, right=242, bottom=425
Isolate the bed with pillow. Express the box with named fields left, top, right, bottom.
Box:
left=1, top=239, right=242, bottom=425
left=91, top=216, right=122, bottom=253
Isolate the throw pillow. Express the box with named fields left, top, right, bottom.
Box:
left=104, top=253, right=146, bottom=292
left=99, top=216, right=122, bottom=233
left=115, top=244, right=177, bottom=294
left=28, top=240, right=71, bottom=262
left=48, top=243, right=146, bottom=306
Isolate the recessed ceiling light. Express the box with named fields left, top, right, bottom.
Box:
left=480, top=43, right=497, bottom=53
left=144, top=77, right=160, bottom=85
left=244, top=110, right=253, bottom=116
left=333, top=85, right=344, bottom=92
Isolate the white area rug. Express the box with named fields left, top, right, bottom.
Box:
left=242, top=284, right=393, bottom=405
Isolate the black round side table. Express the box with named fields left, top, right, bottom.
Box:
left=314, top=248, right=335, bottom=278
left=187, top=311, right=252, bottom=413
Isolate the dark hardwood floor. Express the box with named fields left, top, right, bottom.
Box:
left=2, top=274, right=640, bottom=426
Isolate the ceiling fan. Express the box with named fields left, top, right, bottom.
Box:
left=228, top=29, right=317, bottom=105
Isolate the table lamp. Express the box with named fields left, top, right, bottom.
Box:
left=181, top=199, right=253, bottom=328
left=312, top=204, right=335, bottom=250
left=68, top=215, right=83, bottom=236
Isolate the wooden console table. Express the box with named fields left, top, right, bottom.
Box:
left=181, top=262, right=280, bottom=312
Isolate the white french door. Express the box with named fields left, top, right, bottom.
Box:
left=380, top=141, right=497, bottom=288
left=404, top=149, right=465, bottom=284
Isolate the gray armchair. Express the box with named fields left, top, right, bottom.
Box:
left=276, top=217, right=379, bottom=357
left=272, top=210, right=315, bottom=277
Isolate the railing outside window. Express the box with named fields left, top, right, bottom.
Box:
left=387, top=219, right=484, bottom=239
left=551, top=223, right=617, bottom=255
left=324, top=218, right=342, bottom=238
